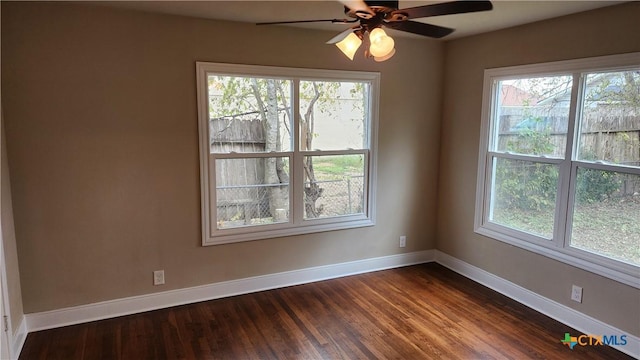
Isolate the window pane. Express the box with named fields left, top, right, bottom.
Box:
left=577, top=70, right=640, bottom=167
left=215, top=157, right=290, bottom=229
left=493, top=76, right=572, bottom=157
left=570, top=168, right=640, bottom=265
left=208, top=75, right=292, bottom=153
left=489, top=157, right=559, bottom=238
left=303, top=155, right=365, bottom=219
left=300, top=81, right=367, bottom=151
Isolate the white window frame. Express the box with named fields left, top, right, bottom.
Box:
left=475, top=52, right=640, bottom=288
left=197, top=62, right=379, bottom=246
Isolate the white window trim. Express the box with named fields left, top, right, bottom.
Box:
left=474, top=52, right=640, bottom=288
left=196, top=62, right=379, bottom=246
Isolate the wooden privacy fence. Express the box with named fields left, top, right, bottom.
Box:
left=498, top=106, right=640, bottom=196
left=209, top=117, right=270, bottom=223
left=498, top=107, right=639, bottom=163
left=209, top=115, right=365, bottom=225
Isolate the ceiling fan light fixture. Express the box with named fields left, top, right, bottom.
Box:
left=368, top=28, right=395, bottom=58
left=374, top=48, right=395, bottom=62
left=260, top=1, right=494, bottom=63
left=335, top=32, right=362, bottom=60
left=368, top=28, right=386, bottom=43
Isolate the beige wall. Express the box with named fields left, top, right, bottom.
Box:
left=2, top=0, right=638, bottom=338
left=438, top=2, right=640, bottom=336
left=0, top=2, right=443, bottom=313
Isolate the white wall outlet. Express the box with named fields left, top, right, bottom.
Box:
left=153, top=270, right=165, bottom=285
left=399, top=235, right=406, bottom=248
left=571, top=285, right=583, bottom=303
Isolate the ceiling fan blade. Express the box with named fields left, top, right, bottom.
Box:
left=397, top=1, right=493, bottom=20
left=257, top=18, right=356, bottom=25
left=385, top=21, right=454, bottom=39
left=339, top=0, right=374, bottom=15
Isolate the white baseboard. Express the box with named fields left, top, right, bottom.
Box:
left=21, top=249, right=638, bottom=359
left=26, top=250, right=435, bottom=332
left=434, top=250, right=639, bottom=359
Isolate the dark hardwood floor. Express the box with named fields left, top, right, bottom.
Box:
left=19, top=263, right=632, bottom=359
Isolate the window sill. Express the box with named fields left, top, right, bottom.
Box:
left=204, top=218, right=375, bottom=246
left=474, top=224, right=640, bottom=289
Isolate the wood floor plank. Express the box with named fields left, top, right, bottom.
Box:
left=19, top=263, right=633, bottom=359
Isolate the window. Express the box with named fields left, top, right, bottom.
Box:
left=197, top=62, right=378, bottom=245
left=475, top=53, right=640, bottom=287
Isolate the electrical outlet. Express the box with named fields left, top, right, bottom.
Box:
left=399, top=235, right=406, bottom=248
left=153, top=270, right=165, bottom=285
left=571, top=285, right=583, bottom=303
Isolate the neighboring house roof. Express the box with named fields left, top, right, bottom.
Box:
left=500, top=84, right=540, bottom=106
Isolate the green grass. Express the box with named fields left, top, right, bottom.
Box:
left=312, top=155, right=363, bottom=179
left=571, top=197, right=640, bottom=265
left=492, top=207, right=554, bottom=238
left=492, top=196, right=640, bottom=265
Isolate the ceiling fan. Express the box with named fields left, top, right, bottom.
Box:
left=257, top=0, right=493, bottom=62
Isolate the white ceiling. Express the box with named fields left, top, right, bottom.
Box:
left=97, top=1, right=626, bottom=40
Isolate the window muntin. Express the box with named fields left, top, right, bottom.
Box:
left=569, top=168, right=639, bottom=266
left=486, top=75, right=570, bottom=239
left=215, top=157, right=290, bottom=230
left=492, top=76, right=572, bottom=158
left=208, top=76, right=293, bottom=153
left=476, top=53, right=640, bottom=287
left=489, top=157, right=559, bottom=239
left=299, top=80, right=368, bottom=151
left=577, top=70, right=640, bottom=167
left=197, top=63, right=378, bottom=245
left=303, top=154, right=366, bottom=220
